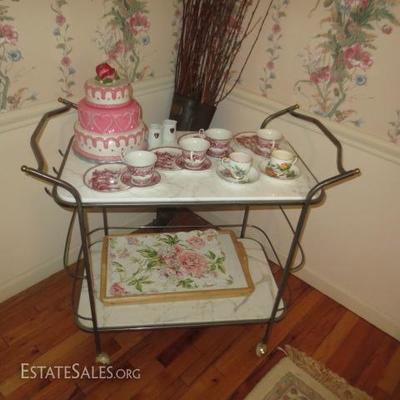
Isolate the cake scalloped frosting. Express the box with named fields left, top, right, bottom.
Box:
left=84, top=78, right=131, bottom=107
left=73, top=63, right=147, bottom=162
left=73, top=121, right=147, bottom=162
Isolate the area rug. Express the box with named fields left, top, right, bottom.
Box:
left=245, top=346, right=372, bottom=400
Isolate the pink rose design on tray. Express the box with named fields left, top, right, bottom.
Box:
left=186, top=236, right=206, bottom=250
left=177, top=251, right=208, bottom=278
left=110, top=282, right=127, bottom=296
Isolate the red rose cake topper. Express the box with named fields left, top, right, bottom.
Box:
left=95, top=62, right=119, bottom=83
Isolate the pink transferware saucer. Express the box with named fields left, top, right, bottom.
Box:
left=175, top=156, right=212, bottom=171
left=233, top=131, right=279, bottom=157
left=151, top=146, right=183, bottom=171
left=120, top=170, right=161, bottom=187
left=206, top=147, right=234, bottom=159
left=83, top=163, right=133, bottom=192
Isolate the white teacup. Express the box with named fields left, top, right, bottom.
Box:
left=268, top=149, right=297, bottom=177
left=180, top=137, right=210, bottom=169
left=202, top=128, right=233, bottom=157
left=256, top=128, right=283, bottom=155
left=123, top=150, right=157, bottom=184
left=221, top=151, right=252, bottom=181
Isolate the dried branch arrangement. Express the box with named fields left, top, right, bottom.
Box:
left=174, top=0, right=274, bottom=107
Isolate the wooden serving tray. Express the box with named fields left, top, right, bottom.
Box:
left=100, top=229, right=254, bottom=305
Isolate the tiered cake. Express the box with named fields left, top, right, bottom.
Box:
left=73, top=63, right=147, bottom=162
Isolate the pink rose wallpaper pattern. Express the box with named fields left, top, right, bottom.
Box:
left=95, top=0, right=154, bottom=82
left=0, top=1, right=37, bottom=111
left=294, top=0, right=399, bottom=128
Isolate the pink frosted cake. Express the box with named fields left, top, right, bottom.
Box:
left=73, top=63, right=147, bottom=162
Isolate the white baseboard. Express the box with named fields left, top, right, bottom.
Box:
left=295, top=268, right=400, bottom=341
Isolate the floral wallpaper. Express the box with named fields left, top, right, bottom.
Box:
left=95, top=0, right=154, bottom=82
left=238, top=0, right=400, bottom=145
left=1, top=0, right=399, bottom=146
left=51, top=0, right=76, bottom=98
left=0, top=0, right=37, bottom=110
left=0, top=0, right=175, bottom=113
left=295, top=0, right=399, bottom=127
left=388, top=110, right=400, bottom=144
left=170, top=0, right=182, bottom=73
left=260, top=0, right=290, bottom=96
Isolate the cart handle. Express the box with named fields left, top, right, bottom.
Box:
left=260, top=104, right=351, bottom=175
left=30, top=97, right=77, bottom=173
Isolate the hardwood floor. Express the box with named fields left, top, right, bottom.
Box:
left=1, top=213, right=399, bottom=399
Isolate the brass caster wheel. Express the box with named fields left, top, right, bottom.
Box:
left=96, top=352, right=111, bottom=365
left=256, top=342, right=268, bottom=357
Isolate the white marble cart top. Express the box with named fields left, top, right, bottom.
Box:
left=56, top=136, right=319, bottom=206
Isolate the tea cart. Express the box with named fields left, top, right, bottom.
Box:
left=21, top=102, right=359, bottom=364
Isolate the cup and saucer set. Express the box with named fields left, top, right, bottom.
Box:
left=83, top=127, right=301, bottom=192
left=83, top=127, right=233, bottom=192
left=232, top=128, right=301, bottom=182
left=83, top=150, right=161, bottom=192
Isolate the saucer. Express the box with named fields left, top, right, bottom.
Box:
left=259, top=159, right=301, bottom=181
left=216, top=165, right=260, bottom=184
left=207, top=147, right=233, bottom=159
left=151, top=146, right=182, bottom=171
left=120, top=170, right=161, bottom=187
left=233, top=131, right=258, bottom=154
left=175, top=156, right=212, bottom=171
left=83, top=163, right=133, bottom=192
left=233, top=131, right=283, bottom=157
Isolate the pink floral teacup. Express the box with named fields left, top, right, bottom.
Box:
left=256, top=128, right=283, bottom=156
left=221, top=151, right=252, bottom=181
left=180, top=137, right=210, bottom=169
left=202, top=128, right=233, bottom=158
left=122, top=150, right=157, bottom=185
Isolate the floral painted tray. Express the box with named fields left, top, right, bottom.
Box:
left=100, top=229, right=254, bottom=304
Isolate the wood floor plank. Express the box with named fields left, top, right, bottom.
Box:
left=30, top=380, right=83, bottom=400
left=376, top=346, right=400, bottom=396
left=355, top=334, right=398, bottom=395
left=288, top=296, right=347, bottom=355
left=0, top=332, right=92, bottom=397
left=177, top=365, right=226, bottom=400
left=327, top=318, right=387, bottom=385
left=131, top=372, right=188, bottom=400
left=229, top=349, right=285, bottom=400
left=312, top=310, right=359, bottom=362
left=181, top=325, right=246, bottom=385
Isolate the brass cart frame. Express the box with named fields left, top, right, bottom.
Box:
left=21, top=102, right=360, bottom=364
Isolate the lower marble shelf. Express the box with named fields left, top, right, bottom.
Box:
left=76, top=238, right=284, bottom=331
